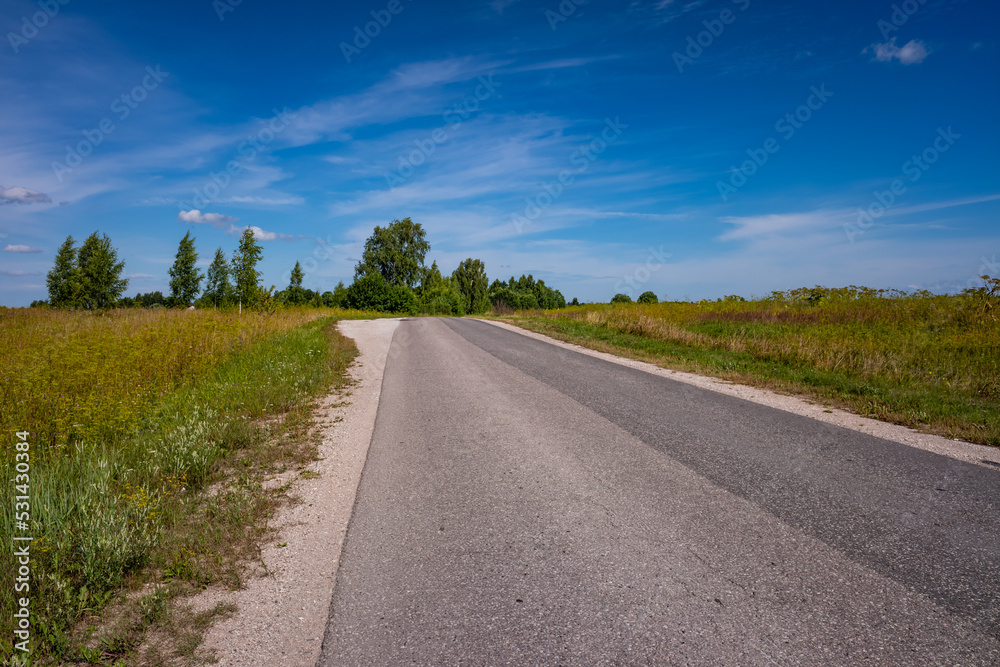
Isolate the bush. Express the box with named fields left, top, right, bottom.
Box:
left=637, top=291, right=658, bottom=304
left=345, top=272, right=416, bottom=313
left=492, top=288, right=538, bottom=311
left=487, top=274, right=563, bottom=311
left=611, top=293, right=633, bottom=304
left=420, top=291, right=465, bottom=315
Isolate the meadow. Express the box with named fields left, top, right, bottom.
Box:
left=501, top=285, right=1000, bottom=446
left=0, top=307, right=369, bottom=663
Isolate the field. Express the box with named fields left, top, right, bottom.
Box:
left=500, top=286, right=1000, bottom=446
left=0, top=307, right=368, bottom=663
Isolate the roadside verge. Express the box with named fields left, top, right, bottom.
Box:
left=192, top=318, right=401, bottom=666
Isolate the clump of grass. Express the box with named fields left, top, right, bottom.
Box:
left=0, top=308, right=358, bottom=663
left=500, top=284, right=1000, bottom=445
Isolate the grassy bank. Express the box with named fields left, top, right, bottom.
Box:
left=498, top=286, right=999, bottom=446
left=1, top=307, right=365, bottom=664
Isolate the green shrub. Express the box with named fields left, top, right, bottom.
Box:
left=637, top=291, right=658, bottom=304
left=345, top=272, right=416, bottom=313
left=488, top=274, right=564, bottom=311
left=611, top=293, right=633, bottom=304
left=491, top=288, right=538, bottom=311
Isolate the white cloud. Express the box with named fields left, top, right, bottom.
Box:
left=3, top=244, right=42, bottom=253
left=224, top=224, right=295, bottom=242
left=870, top=38, right=930, bottom=65
left=178, top=210, right=294, bottom=242
left=178, top=209, right=240, bottom=224
left=0, top=185, right=51, bottom=205
left=246, top=225, right=277, bottom=241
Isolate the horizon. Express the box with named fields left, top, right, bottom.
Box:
left=2, top=0, right=999, bottom=307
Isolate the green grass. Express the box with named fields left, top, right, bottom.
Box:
left=497, top=286, right=999, bottom=446
left=1, top=308, right=360, bottom=664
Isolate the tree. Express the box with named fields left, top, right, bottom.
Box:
left=232, top=228, right=263, bottom=308
left=46, top=235, right=82, bottom=308
left=290, top=261, right=304, bottom=289
left=416, top=262, right=464, bottom=315
left=284, top=261, right=308, bottom=305
left=637, top=291, right=658, bottom=304
left=323, top=281, right=349, bottom=308
left=487, top=274, right=565, bottom=311
left=168, top=231, right=203, bottom=306
left=610, top=293, right=633, bottom=304
left=354, top=217, right=429, bottom=288
left=452, top=258, right=490, bottom=314
left=135, top=291, right=167, bottom=308
left=77, top=232, right=128, bottom=309
left=203, top=248, right=234, bottom=307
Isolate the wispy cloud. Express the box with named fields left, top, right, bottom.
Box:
left=3, top=244, right=42, bottom=253
left=221, top=196, right=305, bottom=205
left=630, top=0, right=708, bottom=25
left=718, top=195, right=1000, bottom=244
left=719, top=211, right=841, bottom=241
left=509, top=56, right=622, bottom=73
left=491, top=0, right=522, bottom=14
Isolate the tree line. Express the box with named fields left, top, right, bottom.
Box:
left=37, top=218, right=573, bottom=314
left=40, top=228, right=270, bottom=310
left=337, top=217, right=567, bottom=315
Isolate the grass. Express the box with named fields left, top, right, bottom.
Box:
left=0, top=306, right=368, bottom=664
left=496, top=285, right=1000, bottom=446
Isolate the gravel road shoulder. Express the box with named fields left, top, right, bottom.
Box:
left=188, top=318, right=401, bottom=666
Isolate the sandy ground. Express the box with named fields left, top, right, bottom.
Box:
left=482, top=318, right=1000, bottom=468
left=190, top=316, right=998, bottom=665
left=190, top=318, right=401, bottom=666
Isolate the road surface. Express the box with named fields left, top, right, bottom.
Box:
left=319, top=317, right=1000, bottom=665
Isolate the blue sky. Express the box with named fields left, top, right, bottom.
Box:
left=1, top=0, right=998, bottom=306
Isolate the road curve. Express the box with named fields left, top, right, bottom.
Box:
left=318, top=317, right=1000, bottom=666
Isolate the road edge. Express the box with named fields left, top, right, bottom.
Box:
left=476, top=317, right=1000, bottom=469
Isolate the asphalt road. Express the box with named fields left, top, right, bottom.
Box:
left=318, top=317, right=1000, bottom=666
